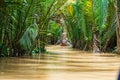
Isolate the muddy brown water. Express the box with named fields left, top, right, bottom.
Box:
left=0, top=45, right=120, bottom=80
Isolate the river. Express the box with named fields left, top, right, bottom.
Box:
left=0, top=45, right=120, bottom=80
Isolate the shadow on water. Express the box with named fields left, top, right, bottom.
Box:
left=0, top=45, right=120, bottom=80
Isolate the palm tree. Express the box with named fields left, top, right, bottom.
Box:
left=0, top=0, right=68, bottom=56
left=63, top=0, right=116, bottom=53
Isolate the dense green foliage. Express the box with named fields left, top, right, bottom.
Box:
left=47, top=21, right=63, bottom=44
left=0, top=0, right=66, bottom=57
left=0, top=0, right=120, bottom=57
left=63, top=0, right=118, bottom=52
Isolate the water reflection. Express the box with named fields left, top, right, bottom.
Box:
left=0, top=45, right=120, bottom=80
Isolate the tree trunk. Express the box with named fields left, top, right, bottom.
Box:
left=91, top=0, right=100, bottom=53
left=115, top=0, right=120, bottom=54
left=93, top=33, right=100, bottom=53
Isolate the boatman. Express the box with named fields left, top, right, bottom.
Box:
left=60, top=32, right=67, bottom=46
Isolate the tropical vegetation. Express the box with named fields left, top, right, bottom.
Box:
left=0, top=0, right=120, bottom=57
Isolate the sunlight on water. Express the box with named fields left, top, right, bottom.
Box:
left=0, top=45, right=120, bottom=80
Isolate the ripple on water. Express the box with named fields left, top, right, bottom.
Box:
left=0, top=45, right=120, bottom=80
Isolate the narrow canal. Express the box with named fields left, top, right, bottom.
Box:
left=0, top=45, right=120, bottom=80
